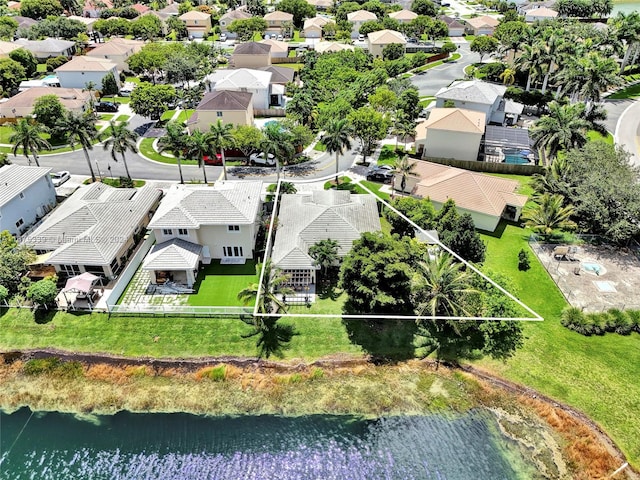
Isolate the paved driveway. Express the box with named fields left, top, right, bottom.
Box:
left=409, top=43, right=475, bottom=97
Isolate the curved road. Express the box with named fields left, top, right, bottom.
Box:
left=610, top=97, right=640, bottom=167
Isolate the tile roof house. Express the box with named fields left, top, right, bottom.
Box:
left=206, top=68, right=273, bottom=110
left=257, top=65, right=296, bottom=85
left=435, top=80, right=523, bottom=125
left=86, top=37, right=145, bottom=71
left=0, top=87, right=93, bottom=119
left=187, top=90, right=254, bottom=132
left=399, top=161, right=528, bottom=232
left=347, top=9, right=377, bottom=38
left=219, top=8, right=252, bottom=38
left=525, top=6, right=559, bottom=21
left=144, top=182, right=263, bottom=286
left=55, top=56, right=120, bottom=89
left=11, top=16, right=38, bottom=29
left=415, top=108, right=486, bottom=161
left=83, top=0, right=113, bottom=18
left=388, top=9, right=418, bottom=23
left=259, top=38, right=289, bottom=58
left=366, top=29, right=406, bottom=58
left=264, top=10, right=294, bottom=33
left=23, top=183, right=162, bottom=279
left=179, top=10, right=212, bottom=38
left=302, top=16, right=330, bottom=38
left=232, top=41, right=272, bottom=68
left=67, top=15, right=99, bottom=30
left=440, top=15, right=465, bottom=36
left=14, top=38, right=76, bottom=59
left=159, top=2, right=180, bottom=15
left=464, top=15, right=499, bottom=36
left=272, top=190, right=381, bottom=286
left=131, top=3, right=150, bottom=14
left=314, top=41, right=355, bottom=54
left=306, top=0, right=332, bottom=10
left=0, top=165, right=56, bottom=237
left=0, top=41, right=22, bottom=58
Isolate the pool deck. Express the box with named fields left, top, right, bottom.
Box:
left=531, top=243, right=640, bottom=311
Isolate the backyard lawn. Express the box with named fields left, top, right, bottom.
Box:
left=188, top=260, right=258, bottom=307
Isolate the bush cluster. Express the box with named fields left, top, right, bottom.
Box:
left=23, top=358, right=84, bottom=378
left=561, top=307, right=640, bottom=336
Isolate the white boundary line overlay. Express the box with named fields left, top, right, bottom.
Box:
left=254, top=170, right=543, bottom=322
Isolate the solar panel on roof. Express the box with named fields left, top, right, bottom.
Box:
left=484, top=126, right=532, bottom=149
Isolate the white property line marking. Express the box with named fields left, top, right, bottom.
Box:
left=252, top=172, right=543, bottom=322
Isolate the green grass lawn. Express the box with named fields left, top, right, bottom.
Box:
left=313, top=141, right=326, bottom=152
left=0, top=125, right=12, bottom=144
left=99, top=114, right=115, bottom=121
left=587, top=130, right=614, bottom=144
left=377, top=145, right=400, bottom=166
left=188, top=260, right=258, bottom=307
left=175, top=110, right=195, bottom=124
left=125, top=76, right=141, bottom=84
left=413, top=53, right=461, bottom=73
left=278, top=63, right=304, bottom=72
left=138, top=137, right=198, bottom=165
left=607, top=82, right=640, bottom=100
left=114, top=115, right=129, bottom=123
left=36, top=64, right=47, bottom=73
left=160, top=110, right=176, bottom=122
left=100, top=96, right=131, bottom=104
left=359, top=180, right=391, bottom=201
left=474, top=175, right=640, bottom=467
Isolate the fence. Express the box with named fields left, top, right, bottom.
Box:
left=272, top=57, right=302, bottom=64
left=107, top=304, right=253, bottom=317
left=422, top=156, right=543, bottom=175
left=255, top=108, right=286, bottom=117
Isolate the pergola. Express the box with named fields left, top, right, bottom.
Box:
left=58, top=272, right=101, bottom=309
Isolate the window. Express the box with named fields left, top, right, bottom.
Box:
left=60, top=264, right=81, bottom=275
left=194, top=20, right=198, bottom=24
left=162, top=228, right=173, bottom=235
left=228, top=225, right=240, bottom=232
left=178, top=228, right=188, bottom=235
left=223, top=246, right=243, bottom=257
left=15, top=218, right=24, bottom=228
left=110, top=258, right=119, bottom=274
left=216, top=111, right=223, bottom=117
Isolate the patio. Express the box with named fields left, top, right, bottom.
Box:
left=530, top=243, right=640, bottom=311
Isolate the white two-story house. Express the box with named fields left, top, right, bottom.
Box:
left=143, top=182, right=263, bottom=287
left=0, top=165, right=56, bottom=237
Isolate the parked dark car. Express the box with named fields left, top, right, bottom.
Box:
left=95, top=102, right=119, bottom=112
left=366, top=169, right=394, bottom=183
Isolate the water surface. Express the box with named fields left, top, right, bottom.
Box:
left=0, top=408, right=537, bottom=479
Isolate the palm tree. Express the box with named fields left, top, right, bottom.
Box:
left=609, top=11, right=640, bottom=74
left=157, top=121, right=187, bottom=184
left=54, top=112, right=98, bottom=182
left=308, top=239, right=339, bottom=278
left=9, top=119, right=51, bottom=167
left=522, top=193, right=577, bottom=236
left=393, top=154, right=417, bottom=193
left=237, top=259, right=295, bottom=317
left=208, top=119, right=234, bottom=181
left=185, top=129, right=212, bottom=184
left=321, top=118, right=353, bottom=186
left=574, top=52, right=623, bottom=103
left=530, top=101, right=591, bottom=165
left=103, top=120, right=138, bottom=180
left=261, top=122, right=293, bottom=182
left=499, top=67, right=516, bottom=86
left=514, top=43, right=542, bottom=91
left=83, top=81, right=98, bottom=110
left=412, top=252, right=477, bottom=318
left=392, top=115, right=416, bottom=152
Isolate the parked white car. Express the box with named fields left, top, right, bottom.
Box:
left=249, top=152, right=276, bottom=166
left=51, top=171, right=70, bottom=187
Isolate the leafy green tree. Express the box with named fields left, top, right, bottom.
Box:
left=0, top=58, right=25, bottom=95
left=369, top=85, right=397, bottom=115
left=27, top=16, right=87, bottom=39
left=470, top=36, right=499, bottom=62
left=0, top=284, right=8, bottom=305
left=94, top=17, right=131, bottom=37
left=384, top=195, right=436, bottom=238
left=246, top=0, right=267, bottom=16
left=131, top=13, right=163, bottom=40
left=54, top=112, right=98, bottom=182
left=231, top=124, right=263, bottom=160
left=130, top=82, right=176, bottom=120
left=347, top=106, right=389, bottom=164
left=382, top=43, right=405, bottom=61
left=277, top=0, right=315, bottom=28
left=20, top=0, right=63, bottom=18
left=167, top=15, right=188, bottom=38
left=410, top=0, right=436, bottom=16
left=340, top=232, right=417, bottom=314
left=103, top=121, right=138, bottom=180
left=396, top=87, right=421, bottom=119
left=9, top=49, right=37, bottom=78
left=0, top=16, right=19, bottom=40
left=228, top=17, right=268, bottom=41
left=321, top=118, right=353, bottom=185
left=45, top=56, right=68, bottom=72
left=309, top=239, right=340, bottom=277
left=238, top=259, right=294, bottom=315
left=59, top=0, right=81, bottom=15
left=436, top=200, right=486, bottom=264
left=127, top=43, right=168, bottom=82
left=101, top=72, right=119, bottom=97
left=287, top=90, right=317, bottom=127
left=359, top=20, right=384, bottom=36
left=10, top=119, right=50, bottom=167
left=33, top=95, right=66, bottom=130
left=0, top=231, right=35, bottom=295
left=27, top=278, right=58, bottom=306
left=522, top=193, right=577, bottom=236
left=157, top=121, right=187, bottom=184
left=164, top=53, right=199, bottom=87
left=209, top=119, right=234, bottom=181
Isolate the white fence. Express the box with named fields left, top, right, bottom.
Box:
left=107, top=304, right=253, bottom=316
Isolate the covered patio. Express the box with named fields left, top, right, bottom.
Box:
left=56, top=272, right=103, bottom=310
left=142, top=238, right=203, bottom=288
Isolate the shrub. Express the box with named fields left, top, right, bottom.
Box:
left=27, top=278, right=58, bottom=306
left=23, top=358, right=83, bottom=378
left=0, top=285, right=8, bottom=305
left=585, top=312, right=606, bottom=336
left=198, top=365, right=226, bottom=381
left=561, top=306, right=587, bottom=334
left=517, top=249, right=530, bottom=271
left=45, top=55, right=68, bottom=72
left=626, top=310, right=640, bottom=333
left=309, top=367, right=324, bottom=380
left=607, top=309, right=633, bottom=335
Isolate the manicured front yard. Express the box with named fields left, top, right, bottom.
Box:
left=188, top=260, right=258, bottom=307
left=138, top=137, right=198, bottom=165
left=607, top=83, right=640, bottom=100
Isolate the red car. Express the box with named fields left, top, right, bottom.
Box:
left=203, top=153, right=222, bottom=165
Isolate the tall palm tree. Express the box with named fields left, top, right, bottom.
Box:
left=55, top=112, right=98, bottom=182
left=530, top=101, right=591, bottom=165
left=9, top=119, right=51, bottom=168
left=412, top=252, right=477, bottom=318
left=103, top=120, right=138, bottom=180
left=514, top=43, right=541, bottom=91
left=157, top=121, right=187, bottom=184
left=609, top=11, right=640, bottom=74
left=393, top=154, right=417, bottom=193
left=237, top=259, right=295, bottom=317
left=392, top=115, right=416, bottom=152
left=208, top=119, right=234, bottom=181
left=83, top=81, right=98, bottom=110
left=321, top=118, right=353, bottom=186
left=261, top=122, right=293, bottom=182
left=573, top=52, right=623, bottom=103
left=185, top=129, right=212, bottom=184
left=522, top=193, right=577, bottom=236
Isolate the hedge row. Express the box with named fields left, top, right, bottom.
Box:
left=561, top=307, right=640, bottom=336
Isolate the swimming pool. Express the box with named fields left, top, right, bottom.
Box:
left=504, top=154, right=530, bottom=164
left=582, top=262, right=606, bottom=275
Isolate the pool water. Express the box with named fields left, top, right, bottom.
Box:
left=583, top=262, right=604, bottom=274
left=504, top=154, right=530, bottom=164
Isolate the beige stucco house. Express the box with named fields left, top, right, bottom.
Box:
left=232, top=42, right=272, bottom=68
left=0, top=87, right=93, bottom=119
left=464, top=15, right=499, bottom=36
left=87, top=37, right=144, bottom=72
left=179, top=10, right=212, bottom=38
left=264, top=10, right=294, bottom=34
left=187, top=90, right=254, bottom=132
left=366, top=29, right=406, bottom=58
left=397, top=161, right=527, bottom=232
left=144, top=182, right=263, bottom=286
left=415, top=108, right=485, bottom=161
left=388, top=9, right=418, bottom=23
left=315, top=41, right=355, bottom=53
left=260, top=38, right=289, bottom=59
left=302, top=16, right=329, bottom=38
left=219, top=8, right=252, bottom=38
left=347, top=10, right=377, bottom=38
left=524, top=6, right=558, bottom=22
left=440, top=15, right=466, bottom=36
left=0, top=41, right=22, bottom=58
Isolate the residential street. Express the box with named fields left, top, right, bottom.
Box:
left=409, top=42, right=475, bottom=97
left=607, top=97, right=640, bottom=167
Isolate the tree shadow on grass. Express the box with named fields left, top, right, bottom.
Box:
left=34, top=308, right=57, bottom=324
left=240, top=316, right=299, bottom=359
left=342, top=317, right=417, bottom=364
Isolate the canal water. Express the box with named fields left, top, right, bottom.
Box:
left=0, top=408, right=539, bottom=479
left=613, top=1, right=640, bottom=14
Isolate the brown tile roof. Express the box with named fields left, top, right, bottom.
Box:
left=0, top=87, right=92, bottom=111
left=367, top=29, right=406, bottom=45
left=234, top=41, right=271, bottom=55
left=196, top=90, right=253, bottom=111
left=257, top=65, right=295, bottom=84
left=422, top=108, right=486, bottom=134
left=465, top=15, right=499, bottom=29
left=411, top=161, right=528, bottom=216
left=264, top=10, right=293, bottom=21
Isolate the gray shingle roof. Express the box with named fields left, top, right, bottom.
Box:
left=14, top=38, right=75, bottom=54
left=233, top=42, right=271, bottom=55
left=23, top=183, right=162, bottom=266
left=257, top=65, right=295, bottom=84
left=143, top=238, right=202, bottom=270
left=0, top=165, right=52, bottom=208
left=272, top=190, right=381, bottom=270
left=196, top=90, right=253, bottom=111
left=148, top=182, right=263, bottom=229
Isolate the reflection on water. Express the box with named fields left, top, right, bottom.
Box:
left=613, top=2, right=640, bottom=14
left=0, top=408, right=537, bottom=479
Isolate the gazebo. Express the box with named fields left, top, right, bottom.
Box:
left=57, top=272, right=101, bottom=309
